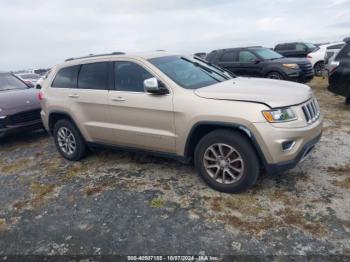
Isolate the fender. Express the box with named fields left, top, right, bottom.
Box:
left=184, top=121, right=268, bottom=167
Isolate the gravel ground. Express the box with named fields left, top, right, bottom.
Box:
left=0, top=77, right=349, bottom=257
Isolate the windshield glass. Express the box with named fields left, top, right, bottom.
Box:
left=0, top=74, right=29, bottom=91
left=148, top=56, right=230, bottom=89
left=254, top=48, right=283, bottom=60
left=20, top=74, right=40, bottom=79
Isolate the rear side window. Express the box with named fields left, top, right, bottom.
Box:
left=52, top=66, right=79, bottom=88
left=114, top=61, right=153, bottom=92
left=220, top=51, right=236, bottom=62
left=78, top=62, right=109, bottom=90
left=327, top=44, right=344, bottom=50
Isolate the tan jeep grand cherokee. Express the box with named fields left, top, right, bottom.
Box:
left=39, top=52, right=323, bottom=193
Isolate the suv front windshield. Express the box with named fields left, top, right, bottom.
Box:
left=148, top=56, right=232, bottom=89
left=0, top=74, right=29, bottom=91
left=305, top=43, right=318, bottom=51
left=253, top=48, right=283, bottom=60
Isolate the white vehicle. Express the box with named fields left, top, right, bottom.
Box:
left=16, top=73, right=41, bottom=87
left=307, top=42, right=344, bottom=76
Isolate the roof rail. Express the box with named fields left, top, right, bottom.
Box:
left=65, top=52, right=125, bottom=62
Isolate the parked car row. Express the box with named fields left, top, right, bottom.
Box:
left=206, top=46, right=314, bottom=83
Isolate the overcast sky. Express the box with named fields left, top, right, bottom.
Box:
left=1, top=0, right=349, bottom=71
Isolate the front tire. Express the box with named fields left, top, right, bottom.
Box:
left=266, top=71, right=284, bottom=80
left=194, top=130, right=260, bottom=193
left=53, top=119, right=87, bottom=161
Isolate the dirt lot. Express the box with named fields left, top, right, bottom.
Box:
left=0, top=77, right=349, bottom=256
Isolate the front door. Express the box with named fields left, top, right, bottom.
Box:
left=108, top=60, right=176, bottom=153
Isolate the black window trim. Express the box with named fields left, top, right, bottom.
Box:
left=51, top=65, right=79, bottom=89
left=76, top=61, right=113, bottom=91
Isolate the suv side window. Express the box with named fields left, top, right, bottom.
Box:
left=220, top=51, right=236, bottom=62
left=296, top=43, right=307, bottom=51
left=78, top=62, right=109, bottom=90
left=238, top=51, right=257, bottom=63
left=52, top=66, right=79, bottom=88
left=114, top=61, right=153, bottom=92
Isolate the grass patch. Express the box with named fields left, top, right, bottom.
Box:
left=150, top=197, right=165, bottom=208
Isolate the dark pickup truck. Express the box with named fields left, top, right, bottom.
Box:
left=206, top=47, right=314, bottom=83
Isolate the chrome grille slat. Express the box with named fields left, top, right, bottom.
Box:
left=302, top=98, right=320, bottom=124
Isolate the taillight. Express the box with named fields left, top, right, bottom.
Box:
left=38, top=91, right=44, bottom=101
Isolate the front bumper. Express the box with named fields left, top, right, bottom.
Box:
left=0, top=120, right=43, bottom=137
left=250, top=115, right=323, bottom=175
left=265, top=132, right=322, bottom=175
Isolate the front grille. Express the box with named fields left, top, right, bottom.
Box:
left=299, top=62, right=314, bottom=75
left=302, top=98, right=320, bottom=124
left=7, top=109, right=41, bottom=125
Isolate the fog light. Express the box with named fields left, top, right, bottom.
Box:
left=282, top=140, right=296, bottom=151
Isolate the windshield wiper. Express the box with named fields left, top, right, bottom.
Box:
left=193, top=57, right=235, bottom=78
left=182, top=57, right=224, bottom=82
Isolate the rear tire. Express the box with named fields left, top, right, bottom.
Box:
left=314, top=61, right=324, bottom=76
left=266, top=71, right=284, bottom=80
left=194, top=130, right=260, bottom=193
left=53, top=119, right=87, bottom=161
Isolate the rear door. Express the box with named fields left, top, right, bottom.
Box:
left=216, top=50, right=239, bottom=74
left=108, top=60, right=176, bottom=153
left=67, top=61, right=113, bottom=143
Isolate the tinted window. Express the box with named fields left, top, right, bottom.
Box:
left=148, top=56, right=227, bottom=89
left=253, top=48, right=283, bottom=60
left=78, top=62, right=109, bottom=90
left=328, top=44, right=345, bottom=50
left=114, top=61, right=153, bottom=92
left=239, top=51, right=257, bottom=63
left=52, top=66, right=79, bottom=88
left=0, top=74, right=29, bottom=91
left=220, top=51, right=236, bottom=62
left=296, top=43, right=307, bottom=51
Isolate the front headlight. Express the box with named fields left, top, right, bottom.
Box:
left=262, top=108, right=297, bottom=123
left=282, top=63, right=299, bottom=69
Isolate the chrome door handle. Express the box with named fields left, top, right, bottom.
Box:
left=112, top=97, right=126, bottom=102
left=68, top=94, right=79, bottom=98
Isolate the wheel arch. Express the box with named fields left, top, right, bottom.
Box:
left=48, top=111, right=77, bottom=135
left=184, top=122, right=268, bottom=167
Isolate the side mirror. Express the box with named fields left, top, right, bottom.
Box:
left=254, top=59, right=261, bottom=64
left=144, top=77, right=169, bottom=95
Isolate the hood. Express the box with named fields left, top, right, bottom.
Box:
left=0, top=88, right=40, bottom=110
left=194, top=77, right=312, bottom=108
left=271, top=57, right=310, bottom=65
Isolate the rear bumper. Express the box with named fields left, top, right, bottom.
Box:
left=0, top=120, right=43, bottom=137
left=265, top=132, right=322, bottom=175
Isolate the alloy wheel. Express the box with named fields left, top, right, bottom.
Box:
left=57, top=127, right=76, bottom=156
left=203, top=143, right=244, bottom=184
